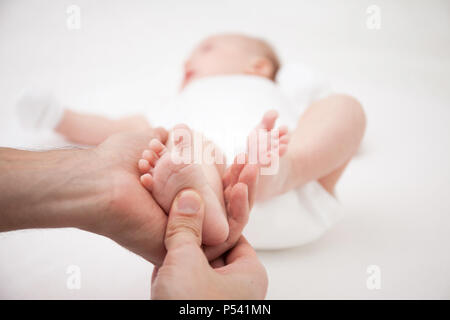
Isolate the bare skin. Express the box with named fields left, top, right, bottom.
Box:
left=152, top=189, right=267, bottom=300
left=0, top=129, right=258, bottom=266
left=55, top=109, right=151, bottom=145
left=253, top=94, right=366, bottom=198
left=138, top=124, right=229, bottom=246
left=0, top=132, right=264, bottom=299
left=282, top=94, right=366, bottom=195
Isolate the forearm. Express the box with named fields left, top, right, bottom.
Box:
left=0, top=148, right=109, bottom=232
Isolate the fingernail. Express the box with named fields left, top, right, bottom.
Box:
left=176, top=190, right=201, bottom=214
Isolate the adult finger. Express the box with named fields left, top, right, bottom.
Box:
left=204, top=182, right=249, bottom=260
left=215, top=236, right=268, bottom=299
left=164, top=189, right=205, bottom=251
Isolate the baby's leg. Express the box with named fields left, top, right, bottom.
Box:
left=279, top=94, right=366, bottom=195
left=138, top=124, right=229, bottom=246
left=55, top=110, right=150, bottom=145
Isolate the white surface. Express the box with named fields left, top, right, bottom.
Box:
left=1, top=0, right=450, bottom=299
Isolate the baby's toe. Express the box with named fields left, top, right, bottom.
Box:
left=140, top=173, right=153, bottom=191
left=142, top=149, right=158, bottom=167
left=278, top=125, right=289, bottom=137
left=149, top=138, right=166, bottom=156
left=280, top=134, right=290, bottom=144
left=138, top=158, right=151, bottom=174
left=260, top=110, right=279, bottom=130
left=279, top=144, right=288, bottom=157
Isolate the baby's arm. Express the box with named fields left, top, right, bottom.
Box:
left=55, top=109, right=150, bottom=145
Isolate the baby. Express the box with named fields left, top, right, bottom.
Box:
left=16, top=33, right=366, bottom=247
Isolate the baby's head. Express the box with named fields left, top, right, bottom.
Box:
left=182, top=33, right=280, bottom=88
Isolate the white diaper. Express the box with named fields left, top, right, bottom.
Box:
left=148, top=71, right=340, bottom=249
left=245, top=181, right=342, bottom=249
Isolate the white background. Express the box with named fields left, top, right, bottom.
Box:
left=0, top=0, right=449, bottom=299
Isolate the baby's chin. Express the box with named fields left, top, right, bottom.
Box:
left=180, top=71, right=256, bottom=91
left=180, top=68, right=235, bottom=90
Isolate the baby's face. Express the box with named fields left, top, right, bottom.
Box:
left=182, top=35, right=263, bottom=88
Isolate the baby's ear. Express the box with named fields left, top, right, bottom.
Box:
left=245, top=57, right=274, bottom=79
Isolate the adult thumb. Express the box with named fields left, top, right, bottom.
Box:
left=164, top=189, right=205, bottom=252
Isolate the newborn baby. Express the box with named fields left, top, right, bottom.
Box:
left=16, top=33, right=366, bottom=248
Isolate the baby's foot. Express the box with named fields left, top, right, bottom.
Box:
left=138, top=124, right=229, bottom=246
left=249, top=110, right=290, bottom=201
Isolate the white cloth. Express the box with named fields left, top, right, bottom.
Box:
left=148, top=72, right=340, bottom=249
left=15, top=92, right=64, bottom=131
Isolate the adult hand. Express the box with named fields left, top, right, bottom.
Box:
left=0, top=129, right=258, bottom=266
left=203, top=155, right=258, bottom=261
left=0, top=128, right=169, bottom=265
left=151, top=189, right=268, bottom=299
left=93, top=135, right=258, bottom=265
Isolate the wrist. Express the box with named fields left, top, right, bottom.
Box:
left=53, top=148, right=112, bottom=232
left=0, top=147, right=111, bottom=232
